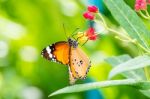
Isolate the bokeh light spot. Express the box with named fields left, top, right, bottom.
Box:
left=0, top=17, right=26, bottom=40
left=0, top=40, right=9, bottom=58
left=20, top=86, right=43, bottom=99
left=19, top=46, right=38, bottom=62
left=59, top=0, right=79, bottom=16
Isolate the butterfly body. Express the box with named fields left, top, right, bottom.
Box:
left=41, top=38, right=91, bottom=84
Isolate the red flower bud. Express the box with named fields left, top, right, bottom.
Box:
left=86, top=27, right=95, bottom=36
left=88, top=5, right=98, bottom=13
left=86, top=27, right=98, bottom=40
left=83, top=12, right=95, bottom=20
left=88, top=34, right=97, bottom=40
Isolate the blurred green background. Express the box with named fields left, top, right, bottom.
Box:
left=0, top=0, right=149, bottom=99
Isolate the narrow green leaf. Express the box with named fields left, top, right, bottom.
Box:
left=104, top=0, right=150, bottom=48
left=49, top=79, right=150, bottom=97
left=105, top=54, right=131, bottom=67
left=105, top=54, right=146, bottom=80
left=108, top=55, right=150, bottom=79
left=106, top=55, right=149, bottom=97
left=140, top=90, right=150, bottom=97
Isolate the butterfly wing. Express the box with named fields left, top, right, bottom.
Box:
left=69, top=47, right=91, bottom=84
left=41, top=41, right=70, bottom=65
left=41, top=39, right=91, bottom=84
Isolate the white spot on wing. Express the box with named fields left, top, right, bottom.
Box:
left=46, top=46, right=53, bottom=58
left=46, top=46, right=51, bottom=54
left=49, top=53, right=53, bottom=58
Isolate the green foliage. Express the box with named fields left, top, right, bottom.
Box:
left=49, top=79, right=150, bottom=97
left=105, top=54, right=146, bottom=80
left=105, top=54, right=150, bottom=98
left=104, top=0, right=150, bottom=49
left=106, top=55, right=150, bottom=79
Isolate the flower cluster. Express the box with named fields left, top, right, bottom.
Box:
left=83, top=5, right=98, bottom=20
left=76, top=27, right=98, bottom=42
left=134, top=0, right=148, bottom=11
left=86, top=27, right=98, bottom=40
left=77, top=5, right=99, bottom=43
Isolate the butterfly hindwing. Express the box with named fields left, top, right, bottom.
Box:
left=41, top=41, right=70, bottom=65
left=69, top=47, right=91, bottom=84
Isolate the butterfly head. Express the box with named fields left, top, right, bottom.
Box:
left=68, top=38, right=78, bottom=48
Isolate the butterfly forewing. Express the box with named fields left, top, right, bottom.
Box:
left=41, top=41, right=70, bottom=65
left=69, top=47, right=91, bottom=83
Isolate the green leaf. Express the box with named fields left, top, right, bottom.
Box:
left=104, top=0, right=150, bottom=49
left=108, top=55, right=150, bottom=79
left=105, top=54, right=146, bottom=80
left=140, top=90, right=150, bottom=97
left=49, top=79, right=150, bottom=97
left=105, top=55, right=150, bottom=97
left=105, top=54, right=131, bottom=66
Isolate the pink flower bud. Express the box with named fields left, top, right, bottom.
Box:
left=136, top=0, right=143, bottom=3
left=140, top=1, right=147, bottom=10
left=87, top=5, right=98, bottom=13
left=134, top=0, right=147, bottom=11
left=135, top=4, right=141, bottom=11
left=83, top=12, right=95, bottom=20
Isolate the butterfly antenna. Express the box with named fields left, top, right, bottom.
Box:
left=71, top=27, right=80, bottom=37
left=63, top=23, right=69, bottom=39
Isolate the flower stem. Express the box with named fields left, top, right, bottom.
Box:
left=107, top=28, right=131, bottom=40
left=145, top=10, right=150, bottom=17
left=136, top=43, right=150, bottom=54
left=139, top=11, right=150, bottom=19
left=97, top=13, right=107, bottom=28
left=109, top=28, right=150, bottom=54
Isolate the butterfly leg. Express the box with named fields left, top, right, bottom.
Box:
left=81, top=38, right=89, bottom=46
left=76, top=33, right=85, bottom=41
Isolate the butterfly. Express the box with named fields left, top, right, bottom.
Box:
left=41, top=38, right=91, bottom=84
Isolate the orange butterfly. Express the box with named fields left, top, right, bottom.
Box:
left=41, top=38, right=91, bottom=84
